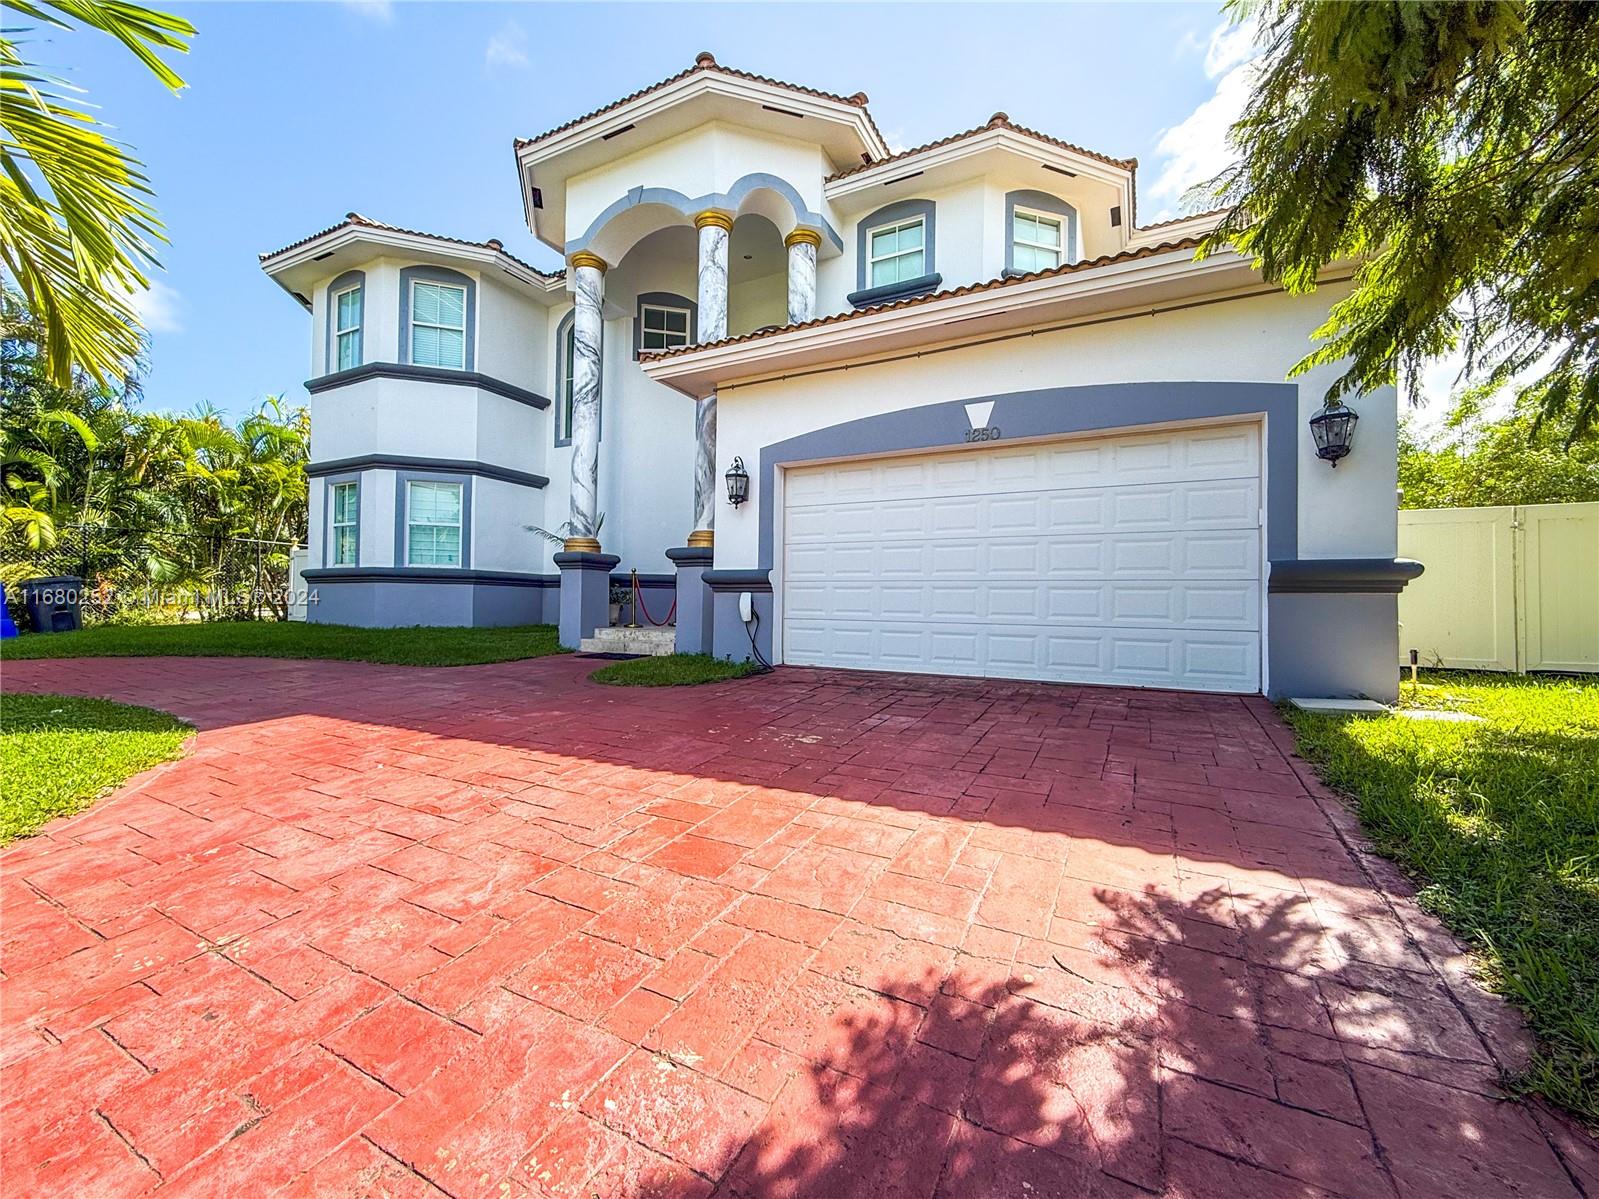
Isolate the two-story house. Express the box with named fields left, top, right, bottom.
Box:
left=261, top=53, right=1419, bottom=701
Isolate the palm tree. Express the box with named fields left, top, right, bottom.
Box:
left=2, top=0, right=195, bottom=386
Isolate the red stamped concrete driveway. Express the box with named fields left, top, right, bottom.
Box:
left=2, top=655, right=1592, bottom=1198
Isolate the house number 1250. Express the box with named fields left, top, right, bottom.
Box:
left=965, top=426, right=1002, bottom=443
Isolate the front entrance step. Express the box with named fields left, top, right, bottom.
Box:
left=579, top=626, right=677, bottom=656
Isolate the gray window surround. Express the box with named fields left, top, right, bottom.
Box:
left=324, top=271, right=365, bottom=375
left=321, top=472, right=362, bottom=568
left=632, top=291, right=697, bottom=359
left=307, top=454, right=546, bottom=490
left=305, top=362, right=549, bottom=410
left=399, top=265, right=476, bottom=371
left=395, top=470, right=473, bottom=570
left=553, top=309, right=602, bottom=448
left=1003, top=190, right=1079, bottom=277
left=850, top=199, right=940, bottom=308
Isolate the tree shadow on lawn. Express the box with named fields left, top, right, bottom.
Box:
left=1287, top=704, right=1599, bottom=1125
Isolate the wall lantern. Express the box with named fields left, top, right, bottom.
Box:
left=725, top=456, right=750, bottom=507
left=1309, top=398, right=1359, bottom=467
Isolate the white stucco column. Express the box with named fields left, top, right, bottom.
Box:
left=688, top=211, right=731, bottom=547
left=785, top=228, right=820, bottom=324
left=567, top=251, right=606, bottom=548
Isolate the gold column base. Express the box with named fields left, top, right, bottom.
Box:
left=562, top=537, right=603, bottom=554
left=686, top=529, right=715, bottom=548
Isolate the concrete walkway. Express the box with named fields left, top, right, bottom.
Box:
left=2, top=654, right=1592, bottom=1198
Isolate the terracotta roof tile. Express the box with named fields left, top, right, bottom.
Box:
left=514, top=52, right=883, bottom=154
left=259, top=213, right=563, bottom=280
left=639, top=236, right=1207, bottom=362
left=825, top=112, right=1135, bottom=184
left=1134, top=206, right=1232, bottom=232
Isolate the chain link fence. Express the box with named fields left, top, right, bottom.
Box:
left=2, top=525, right=301, bottom=629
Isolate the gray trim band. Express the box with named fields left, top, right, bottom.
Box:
left=757, top=382, right=1300, bottom=572
left=703, top=568, right=773, bottom=592
left=611, top=572, right=674, bottom=587
left=1269, top=558, right=1424, bottom=594
left=305, top=362, right=551, bottom=410
left=302, top=567, right=555, bottom=587
left=847, top=272, right=942, bottom=309
left=307, top=455, right=548, bottom=490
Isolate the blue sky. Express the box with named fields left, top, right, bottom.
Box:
left=50, top=1, right=1253, bottom=417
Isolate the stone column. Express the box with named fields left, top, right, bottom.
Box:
left=566, top=250, right=606, bottom=549
left=688, top=211, right=730, bottom=549
left=695, top=210, right=731, bottom=343
left=687, top=393, right=716, bottom=548
left=785, top=228, right=820, bottom=324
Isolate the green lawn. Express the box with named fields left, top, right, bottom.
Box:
left=1284, top=672, right=1598, bottom=1123
left=1, top=694, right=192, bottom=842
left=589, top=653, right=761, bottom=687
left=0, top=621, right=566, bottom=667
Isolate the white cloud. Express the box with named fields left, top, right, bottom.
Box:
left=485, top=21, right=529, bottom=70
left=130, top=279, right=182, bottom=336
left=340, top=0, right=392, bottom=21
left=1148, top=17, right=1264, bottom=220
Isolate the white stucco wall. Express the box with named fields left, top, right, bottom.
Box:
left=566, top=122, right=833, bottom=246
left=710, top=280, right=1398, bottom=571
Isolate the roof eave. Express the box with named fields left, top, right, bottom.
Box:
left=639, top=248, right=1264, bottom=396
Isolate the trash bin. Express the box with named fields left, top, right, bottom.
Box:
left=20, top=576, right=84, bottom=633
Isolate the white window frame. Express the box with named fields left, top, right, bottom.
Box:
left=404, top=480, right=464, bottom=568
left=638, top=302, right=692, bottom=352
left=408, top=280, right=468, bottom=370
left=1012, top=207, right=1065, bottom=272
left=330, top=480, right=359, bottom=566
left=867, top=217, right=926, bottom=289
left=333, top=284, right=362, bottom=371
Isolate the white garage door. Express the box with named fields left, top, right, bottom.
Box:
left=781, top=422, right=1263, bottom=692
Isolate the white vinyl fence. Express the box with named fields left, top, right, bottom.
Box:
left=1397, top=502, right=1599, bottom=673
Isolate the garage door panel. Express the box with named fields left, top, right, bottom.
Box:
left=783, top=618, right=1260, bottom=691
left=781, top=423, right=1261, bottom=693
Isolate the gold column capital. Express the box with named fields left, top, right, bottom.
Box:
left=693, top=210, right=735, bottom=233
left=784, top=228, right=822, bottom=249
left=569, top=250, right=608, bottom=273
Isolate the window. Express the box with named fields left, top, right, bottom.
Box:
left=867, top=218, right=926, bottom=288
left=333, top=285, right=363, bottom=371
left=1012, top=210, right=1064, bottom=273
left=558, top=317, right=576, bottom=441
left=639, top=303, right=691, bottom=352
left=330, top=481, right=359, bottom=565
left=409, top=281, right=467, bottom=369
left=406, top=481, right=463, bottom=567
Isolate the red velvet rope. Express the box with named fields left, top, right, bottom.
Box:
left=633, top=573, right=677, bottom=627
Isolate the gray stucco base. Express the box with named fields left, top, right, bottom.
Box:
left=666, top=547, right=713, bottom=655
left=305, top=577, right=552, bottom=628
left=1267, top=592, right=1402, bottom=703
left=555, top=552, right=620, bottom=648
left=705, top=569, right=774, bottom=665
